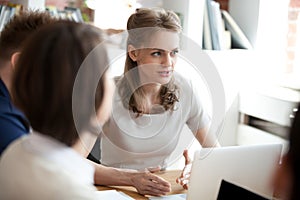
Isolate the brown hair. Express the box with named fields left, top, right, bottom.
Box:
left=12, top=21, right=108, bottom=146
left=0, top=10, right=57, bottom=64
left=119, top=7, right=181, bottom=116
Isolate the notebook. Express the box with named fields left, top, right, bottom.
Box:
left=187, top=143, right=282, bottom=200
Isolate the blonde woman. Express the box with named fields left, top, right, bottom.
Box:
left=100, top=8, right=220, bottom=189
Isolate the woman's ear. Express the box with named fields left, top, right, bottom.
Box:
left=128, top=44, right=138, bottom=61
left=11, top=52, right=21, bottom=70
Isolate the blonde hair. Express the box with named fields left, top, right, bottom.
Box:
left=118, top=8, right=181, bottom=116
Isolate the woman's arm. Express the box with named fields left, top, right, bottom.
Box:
left=90, top=161, right=171, bottom=196
left=195, top=127, right=221, bottom=148
left=176, top=127, right=220, bottom=189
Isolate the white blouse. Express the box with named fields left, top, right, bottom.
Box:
left=100, top=73, right=210, bottom=170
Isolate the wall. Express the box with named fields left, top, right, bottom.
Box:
left=163, top=0, right=205, bottom=48
left=219, top=0, right=298, bottom=76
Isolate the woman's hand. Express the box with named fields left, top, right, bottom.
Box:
left=130, top=167, right=171, bottom=196
left=92, top=162, right=171, bottom=196
left=176, top=149, right=192, bottom=190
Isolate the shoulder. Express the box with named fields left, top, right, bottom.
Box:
left=0, top=114, right=29, bottom=155
left=0, top=138, right=96, bottom=199
left=173, top=72, right=190, bottom=84
left=0, top=89, right=29, bottom=135
left=0, top=136, right=27, bottom=173
left=173, top=72, right=194, bottom=94
left=0, top=102, right=29, bottom=152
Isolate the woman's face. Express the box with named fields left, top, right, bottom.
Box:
left=129, top=30, right=179, bottom=85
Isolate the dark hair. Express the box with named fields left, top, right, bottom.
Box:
left=287, top=103, right=300, bottom=200
left=12, top=21, right=108, bottom=146
left=119, top=7, right=181, bottom=116
left=0, top=10, right=57, bottom=63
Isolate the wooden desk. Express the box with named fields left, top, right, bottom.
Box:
left=96, top=170, right=187, bottom=199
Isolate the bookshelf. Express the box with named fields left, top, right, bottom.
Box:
left=228, top=0, right=290, bottom=84
left=10, top=0, right=45, bottom=10
left=158, top=1, right=293, bottom=148
left=229, top=0, right=289, bottom=52
left=0, top=0, right=87, bottom=32
left=46, top=6, right=84, bottom=22
left=162, top=0, right=248, bottom=50
left=0, top=0, right=46, bottom=31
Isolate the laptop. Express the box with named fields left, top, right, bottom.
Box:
left=187, top=143, right=283, bottom=200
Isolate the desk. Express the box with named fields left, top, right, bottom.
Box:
left=96, top=170, right=187, bottom=199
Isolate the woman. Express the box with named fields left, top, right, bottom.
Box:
left=100, top=7, right=220, bottom=183
left=0, top=20, right=170, bottom=199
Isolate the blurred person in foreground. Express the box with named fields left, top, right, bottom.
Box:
left=99, top=7, right=220, bottom=190
left=0, top=14, right=170, bottom=198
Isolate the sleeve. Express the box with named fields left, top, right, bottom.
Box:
left=0, top=113, right=29, bottom=155
left=185, top=79, right=211, bottom=133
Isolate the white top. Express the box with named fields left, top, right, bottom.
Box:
left=100, top=73, right=210, bottom=170
left=0, top=131, right=97, bottom=200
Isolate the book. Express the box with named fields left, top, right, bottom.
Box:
left=206, top=0, right=220, bottom=50
left=0, top=3, right=22, bottom=32
left=64, top=7, right=84, bottom=22
left=202, top=0, right=212, bottom=50
left=211, top=1, right=225, bottom=50
left=45, top=6, right=84, bottom=23
left=221, top=10, right=253, bottom=49
left=205, top=0, right=227, bottom=50
left=45, top=6, right=58, bottom=17
left=0, top=6, right=12, bottom=32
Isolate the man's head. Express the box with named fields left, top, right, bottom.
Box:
left=0, top=10, right=57, bottom=65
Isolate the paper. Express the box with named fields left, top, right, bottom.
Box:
left=94, top=190, right=134, bottom=200
left=149, top=194, right=187, bottom=200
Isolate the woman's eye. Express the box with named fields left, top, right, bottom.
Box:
left=171, top=50, right=179, bottom=56
left=151, top=52, right=161, bottom=56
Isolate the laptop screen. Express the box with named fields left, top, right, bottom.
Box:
left=217, top=179, right=269, bottom=200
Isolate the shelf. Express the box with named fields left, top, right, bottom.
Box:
left=239, top=85, right=300, bottom=127
left=10, top=0, right=45, bottom=10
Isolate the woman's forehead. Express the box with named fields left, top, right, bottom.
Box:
left=142, top=30, right=180, bottom=51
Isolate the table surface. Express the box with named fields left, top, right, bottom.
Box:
left=96, top=170, right=187, bottom=199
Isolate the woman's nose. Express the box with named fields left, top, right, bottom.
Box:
left=162, top=54, right=173, bottom=67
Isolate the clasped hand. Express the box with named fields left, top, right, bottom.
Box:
left=132, top=166, right=171, bottom=196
